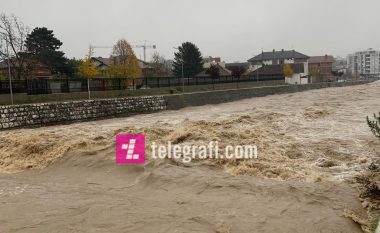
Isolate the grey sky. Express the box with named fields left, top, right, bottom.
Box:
left=1, top=0, right=379, bottom=62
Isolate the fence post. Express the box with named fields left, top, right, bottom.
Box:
left=157, top=77, right=160, bottom=88
left=167, top=76, right=170, bottom=88
left=87, top=78, right=91, bottom=99
left=44, top=79, right=48, bottom=94
left=24, top=79, right=27, bottom=93
left=66, top=78, right=69, bottom=92
left=133, top=78, right=135, bottom=90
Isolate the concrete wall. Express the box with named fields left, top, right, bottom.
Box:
left=0, top=96, right=166, bottom=129
left=164, top=80, right=373, bottom=110
left=0, top=80, right=374, bottom=130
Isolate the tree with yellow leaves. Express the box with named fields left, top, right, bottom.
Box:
left=78, top=47, right=99, bottom=99
left=283, top=64, right=294, bottom=78
left=108, top=39, right=141, bottom=88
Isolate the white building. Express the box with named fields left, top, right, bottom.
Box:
left=203, top=56, right=225, bottom=69
left=247, top=49, right=310, bottom=85
left=347, top=48, right=380, bottom=77
left=284, top=62, right=309, bottom=85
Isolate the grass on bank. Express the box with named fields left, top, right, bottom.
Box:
left=0, top=80, right=286, bottom=106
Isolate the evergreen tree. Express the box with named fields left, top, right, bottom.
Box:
left=173, top=42, right=203, bottom=78
left=25, top=27, right=67, bottom=75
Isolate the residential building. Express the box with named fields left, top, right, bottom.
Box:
left=0, top=59, right=52, bottom=79
left=247, top=49, right=310, bottom=71
left=246, top=62, right=309, bottom=84
left=247, top=49, right=309, bottom=84
left=203, top=56, right=226, bottom=69
left=284, top=62, right=309, bottom=85
left=195, top=64, right=232, bottom=77
left=347, top=48, right=380, bottom=77
left=308, top=55, right=335, bottom=82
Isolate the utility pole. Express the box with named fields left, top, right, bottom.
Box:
left=6, top=40, right=13, bottom=105
left=256, top=64, right=259, bottom=82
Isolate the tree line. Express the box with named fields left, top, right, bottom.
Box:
left=0, top=13, right=219, bottom=81
left=0, top=14, right=81, bottom=80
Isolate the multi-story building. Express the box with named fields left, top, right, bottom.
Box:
left=347, top=48, right=380, bottom=77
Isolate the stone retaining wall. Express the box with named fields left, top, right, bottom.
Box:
left=0, top=96, right=166, bottom=129
left=0, top=80, right=375, bottom=130
left=164, top=80, right=374, bottom=109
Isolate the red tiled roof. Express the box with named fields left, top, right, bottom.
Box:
left=308, top=55, right=335, bottom=64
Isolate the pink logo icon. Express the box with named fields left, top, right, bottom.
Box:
left=116, top=134, right=145, bottom=164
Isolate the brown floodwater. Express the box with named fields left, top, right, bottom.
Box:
left=1, top=81, right=379, bottom=232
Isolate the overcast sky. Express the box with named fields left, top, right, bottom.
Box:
left=1, top=0, right=379, bottom=62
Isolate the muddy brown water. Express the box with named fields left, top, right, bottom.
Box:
left=1, top=81, right=380, bottom=232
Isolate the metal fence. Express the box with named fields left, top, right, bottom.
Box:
left=0, top=75, right=284, bottom=95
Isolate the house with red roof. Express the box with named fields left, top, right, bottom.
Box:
left=308, top=55, right=336, bottom=82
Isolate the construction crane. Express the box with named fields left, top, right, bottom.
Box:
left=90, top=41, right=156, bottom=62
left=134, top=41, right=156, bottom=62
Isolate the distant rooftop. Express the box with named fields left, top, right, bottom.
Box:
left=308, top=55, right=335, bottom=64
left=248, top=50, right=309, bottom=63
left=91, top=56, right=150, bottom=68
left=225, top=62, right=251, bottom=67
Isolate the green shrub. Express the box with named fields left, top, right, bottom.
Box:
left=368, top=162, right=379, bottom=171
left=367, top=113, right=380, bottom=139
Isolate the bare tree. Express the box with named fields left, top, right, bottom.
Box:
left=150, top=52, right=168, bottom=76
left=0, top=13, right=30, bottom=80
